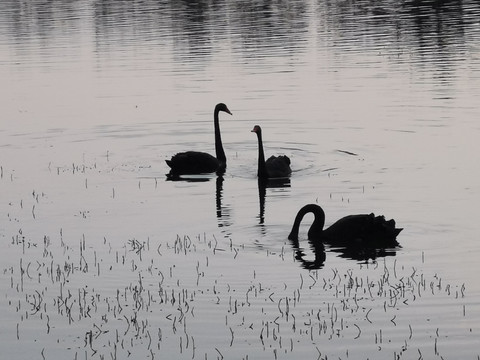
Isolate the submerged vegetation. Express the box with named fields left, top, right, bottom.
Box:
left=0, top=148, right=477, bottom=359
left=2, top=228, right=473, bottom=359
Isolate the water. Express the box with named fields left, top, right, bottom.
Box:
left=1, top=0, right=480, bottom=358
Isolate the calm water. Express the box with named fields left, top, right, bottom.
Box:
left=1, top=0, right=480, bottom=359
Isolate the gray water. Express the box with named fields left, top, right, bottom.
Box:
left=1, top=0, right=480, bottom=359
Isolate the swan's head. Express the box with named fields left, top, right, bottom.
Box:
left=216, top=103, right=232, bottom=115
left=251, top=125, right=262, bottom=134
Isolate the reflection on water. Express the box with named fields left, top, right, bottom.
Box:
left=257, top=177, right=291, bottom=225
left=290, top=237, right=399, bottom=270
left=329, top=244, right=397, bottom=261
left=2, top=0, right=480, bottom=130
left=2, top=0, right=479, bottom=71
left=290, top=236, right=327, bottom=270
left=215, top=175, right=233, bottom=229
left=164, top=173, right=235, bottom=230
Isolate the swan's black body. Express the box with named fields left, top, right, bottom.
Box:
left=288, top=204, right=402, bottom=248
left=251, top=125, right=291, bottom=179
left=166, top=103, right=232, bottom=175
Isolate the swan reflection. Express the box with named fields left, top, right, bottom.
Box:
left=165, top=173, right=232, bottom=229
left=257, top=177, right=291, bottom=225
left=328, top=245, right=397, bottom=262
left=290, top=236, right=398, bottom=270
left=215, top=175, right=233, bottom=229
left=290, top=236, right=326, bottom=270
left=165, top=174, right=213, bottom=182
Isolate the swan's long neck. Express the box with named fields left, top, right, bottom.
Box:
left=214, top=109, right=226, bottom=164
left=256, top=130, right=268, bottom=178
left=288, top=204, right=325, bottom=241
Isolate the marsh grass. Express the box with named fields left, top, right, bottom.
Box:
left=2, top=228, right=474, bottom=360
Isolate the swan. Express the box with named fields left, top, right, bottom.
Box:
left=288, top=204, right=402, bottom=248
left=166, top=103, right=232, bottom=175
left=251, top=125, right=291, bottom=179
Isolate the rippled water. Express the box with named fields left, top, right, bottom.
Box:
left=1, top=0, right=480, bottom=359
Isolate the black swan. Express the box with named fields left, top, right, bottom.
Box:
left=288, top=204, right=402, bottom=248
left=251, top=125, right=291, bottom=179
left=166, top=103, right=232, bottom=175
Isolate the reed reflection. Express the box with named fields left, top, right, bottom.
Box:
left=319, top=0, right=479, bottom=72
left=230, top=0, right=309, bottom=58
left=2, top=0, right=479, bottom=75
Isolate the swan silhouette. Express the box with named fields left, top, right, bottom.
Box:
left=166, top=103, right=232, bottom=175
left=288, top=204, right=402, bottom=248
left=251, top=125, right=291, bottom=179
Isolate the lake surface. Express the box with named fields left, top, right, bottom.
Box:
left=1, top=0, right=480, bottom=358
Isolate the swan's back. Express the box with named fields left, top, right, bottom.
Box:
left=265, top=155, right=291, bottom=178
left=322, top=213, right=401, bottom=248
left=166, top=151, right=222, bottom=175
